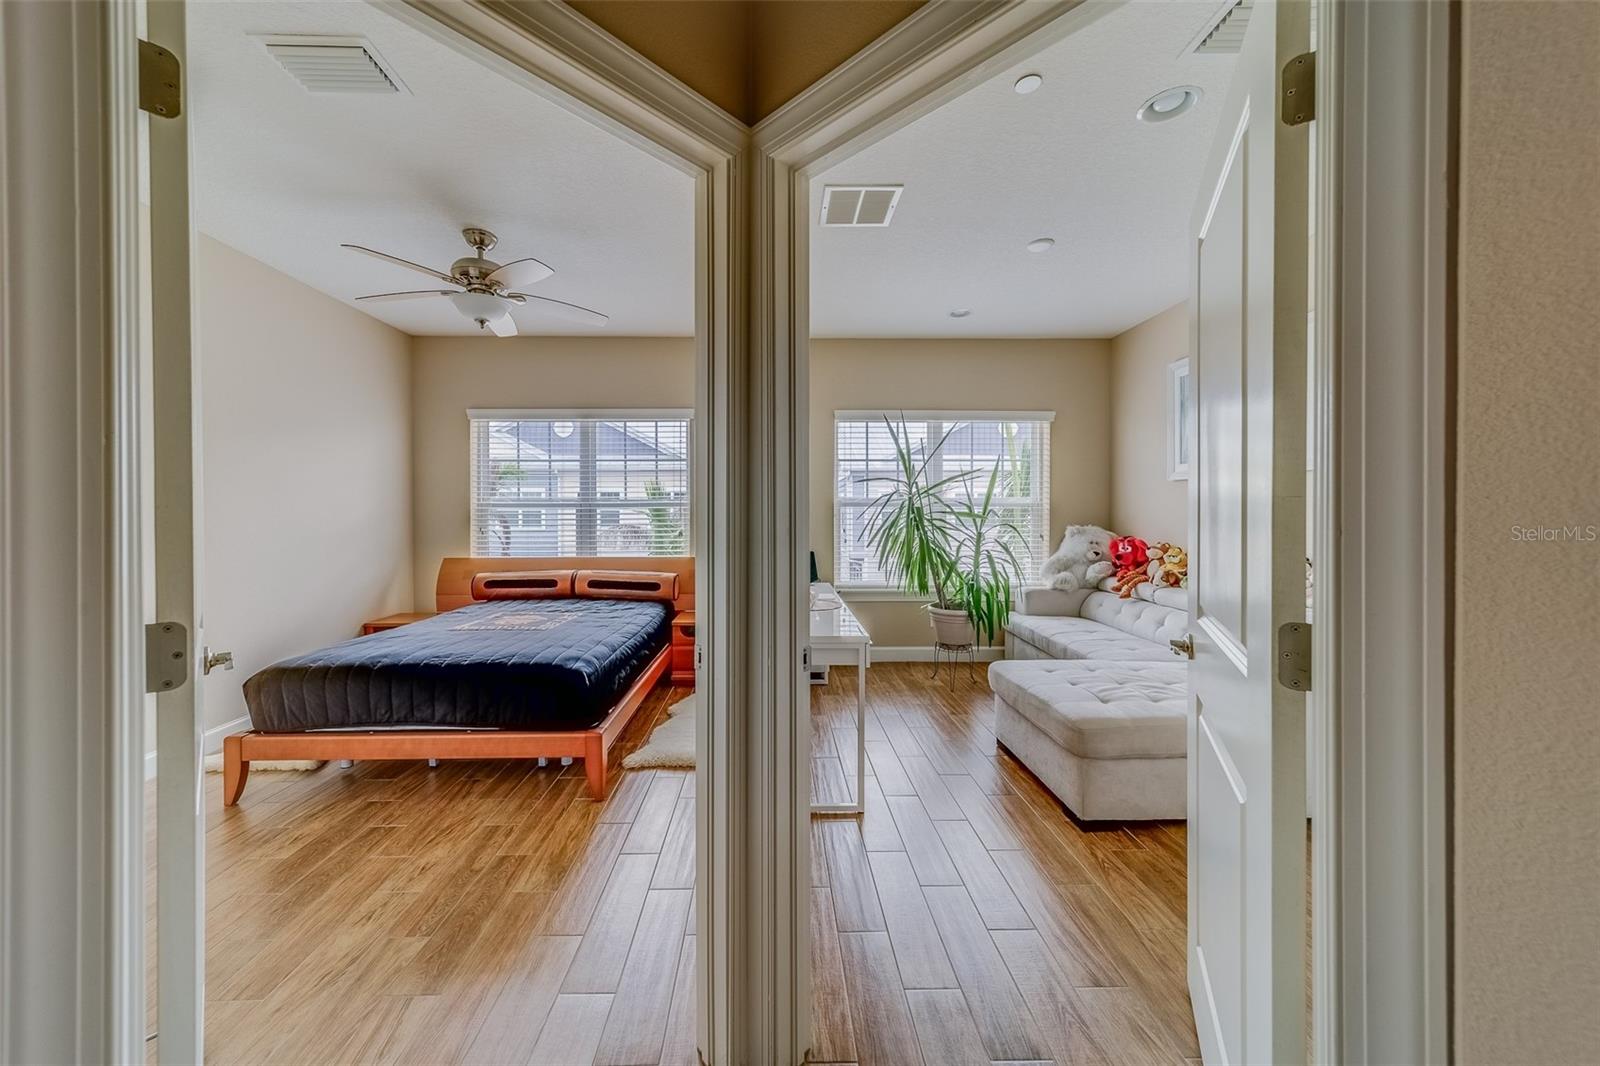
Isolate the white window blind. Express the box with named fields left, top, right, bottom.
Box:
left=469, top=412, right=691, bottom=557
left=833, top=412, right=1052, bottom=588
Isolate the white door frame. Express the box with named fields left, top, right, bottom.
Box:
left=3, top=0, right=1453, bottom=1062
left=0, top=1, right=145, bottom=1062
left=1315, top=1, right=1454, bottom=1062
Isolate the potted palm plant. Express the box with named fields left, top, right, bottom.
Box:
left=857, top=416, right=1027, bottom=647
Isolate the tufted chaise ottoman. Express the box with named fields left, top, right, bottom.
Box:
left=988, top=658, right=1187, bottom=821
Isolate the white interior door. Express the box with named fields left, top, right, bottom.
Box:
left=147, top=0, right=206, bottom=1060
left=1185, top=0, right=1309, bottom=1063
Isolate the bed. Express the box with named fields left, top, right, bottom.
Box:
left=221, top=556, right=693, bottom=806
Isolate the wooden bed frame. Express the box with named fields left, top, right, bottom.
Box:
left=221, top=555, right=694, bottom=807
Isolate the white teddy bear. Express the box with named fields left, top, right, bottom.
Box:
left=1039, top=524, right=1117, bottom=591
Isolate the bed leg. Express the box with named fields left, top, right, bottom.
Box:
left=583, top=736, right=609, bottom=801
left=222, top=735, right=249, bottom=807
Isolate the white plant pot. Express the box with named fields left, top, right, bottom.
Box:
left=927, top=605, right=975, bottom=647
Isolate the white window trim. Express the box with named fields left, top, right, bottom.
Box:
left=835, top=408, right=1055, bottom=423
left=468, top=407, right=694, bottom=421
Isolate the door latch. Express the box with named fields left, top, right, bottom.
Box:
left=145, top=621, right=189, bottom=693
left=1277, top=621, right=1312, bottom=691
left=204, top=647, right=235, bottom=675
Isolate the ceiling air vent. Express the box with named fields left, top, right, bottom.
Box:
left=1191, top=0, right=1253, bottom=55
left=820, top=185, right=903, bottom=227
left=259, top=35, right=407, bottom=95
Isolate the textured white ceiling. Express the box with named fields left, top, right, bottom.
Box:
left=809, top=0, right=1239, bottom=338
left=188, top=1, right=695, bottom=336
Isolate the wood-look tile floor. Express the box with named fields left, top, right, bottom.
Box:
left=808, top=662, right=1198, bottom=1066
left=148, top=663, right=1195, bottom=1065
left=148, top=683, right=698, bottom=1066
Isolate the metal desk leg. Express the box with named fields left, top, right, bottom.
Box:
left=854, top=643, right=867, bottom=814
left=810, top=646, right=868, bottom=817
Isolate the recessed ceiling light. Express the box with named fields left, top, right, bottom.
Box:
left=1138, top=86, right=1202, bottom=123
left=1013, top=73, right=1044, bottom=95
left=1026, top=237, right=1056, bottom=253
left=949, top=308, right=972, bottom=319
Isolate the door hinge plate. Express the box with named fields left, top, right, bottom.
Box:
left=1281, top=50, right=1315, bottom=126
left=1277, top=621, right=1312, bottom=692
left=139, top=39, right=182, bottom=119
left=146, top=621, right=190, bottom=693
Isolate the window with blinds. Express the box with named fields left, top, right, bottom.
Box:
left=469, top=411, right=691, bottom=557
left=833, top=412, right=1052, bottom=588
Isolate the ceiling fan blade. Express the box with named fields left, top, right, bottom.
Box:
left=503, top=292, right=609, bottom=326
left=341, top=244, right=455, bottom=284
left=487, top=313, right=518, bottom=338
left=355, top=289, right=459, bottom=302
left=486, top=257, right=555, bottom=290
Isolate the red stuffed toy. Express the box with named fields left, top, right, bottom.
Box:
left=1108, top=535, right=1151, bottom=598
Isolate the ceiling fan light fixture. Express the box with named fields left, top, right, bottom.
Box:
left=450, top=290, right=511, bottom=329
left=450, top=290, right=506, bottom=318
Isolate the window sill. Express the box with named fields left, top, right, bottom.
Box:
left=833, top=586, right=931, bottom=603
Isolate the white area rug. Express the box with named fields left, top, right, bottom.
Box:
left=202, top=753, right=322, bottom=773
left=624, top=695, right=697, bottom=769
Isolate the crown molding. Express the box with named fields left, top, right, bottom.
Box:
left=384, top=0, right=746, bottom=169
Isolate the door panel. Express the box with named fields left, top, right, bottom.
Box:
left=1186, top=0, right=1309, bottom=1063
left=147, top=0, right=205, bottom=1060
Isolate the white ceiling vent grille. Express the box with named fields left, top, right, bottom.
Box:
left=820, top=185, right=903, bottom=227
left=1191, top=0, right=1253, bottom=55
left=259, top=35, right=407, bottom=95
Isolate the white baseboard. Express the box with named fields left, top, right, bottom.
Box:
left=871, top=645, right=1004, bottom=663
left=144, top=713, right=252, bottom=781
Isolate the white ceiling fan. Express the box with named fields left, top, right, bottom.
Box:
left=343, top=227, right=609, bottom=336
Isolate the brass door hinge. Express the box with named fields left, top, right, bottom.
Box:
left=1281, top=50, right=1315, bottom=126
left=139, top=39, right=182, bottom=119
left=146, top=621, right=190, bottom=693
left=1277, top=621, right=1312, bottom=692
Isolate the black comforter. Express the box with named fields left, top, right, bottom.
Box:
left=243, top=598, right=670, bottom=733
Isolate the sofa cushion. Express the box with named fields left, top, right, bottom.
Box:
left=988, top=659, right=1187, bottom=760
left=1007, top=614, right=1179, bottom=661
left=1095, top=577, right=1187, bottom=609
left=1079, top=591, right=1188, bottom=645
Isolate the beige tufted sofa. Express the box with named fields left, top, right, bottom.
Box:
left=991, top=582, right=1188, bottom=821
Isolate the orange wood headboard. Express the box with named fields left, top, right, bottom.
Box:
left=436, top=556, right=695, bottom=614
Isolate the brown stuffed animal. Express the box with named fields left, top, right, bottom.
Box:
left=1149, top=543, right=1188, bottom=589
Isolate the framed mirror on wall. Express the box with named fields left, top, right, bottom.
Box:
left=1168, top=356, right=1192, bottom=480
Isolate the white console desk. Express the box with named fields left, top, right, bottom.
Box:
left=809, top=582, right=870, bottom=815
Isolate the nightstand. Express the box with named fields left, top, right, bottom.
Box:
left=670, top=611, right=696, bottom=685
left=359, top=611, right=434, bottom=636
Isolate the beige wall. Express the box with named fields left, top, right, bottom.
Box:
left=409, top=337, right=695, bottom=608
left=809, top=338, right=1112, bottom=647
left=1108, top=303, right=1188, bottom=545
left=195, top=236, right=414, bottom=731
left=1454, top=4, right=1600, bottom=1062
